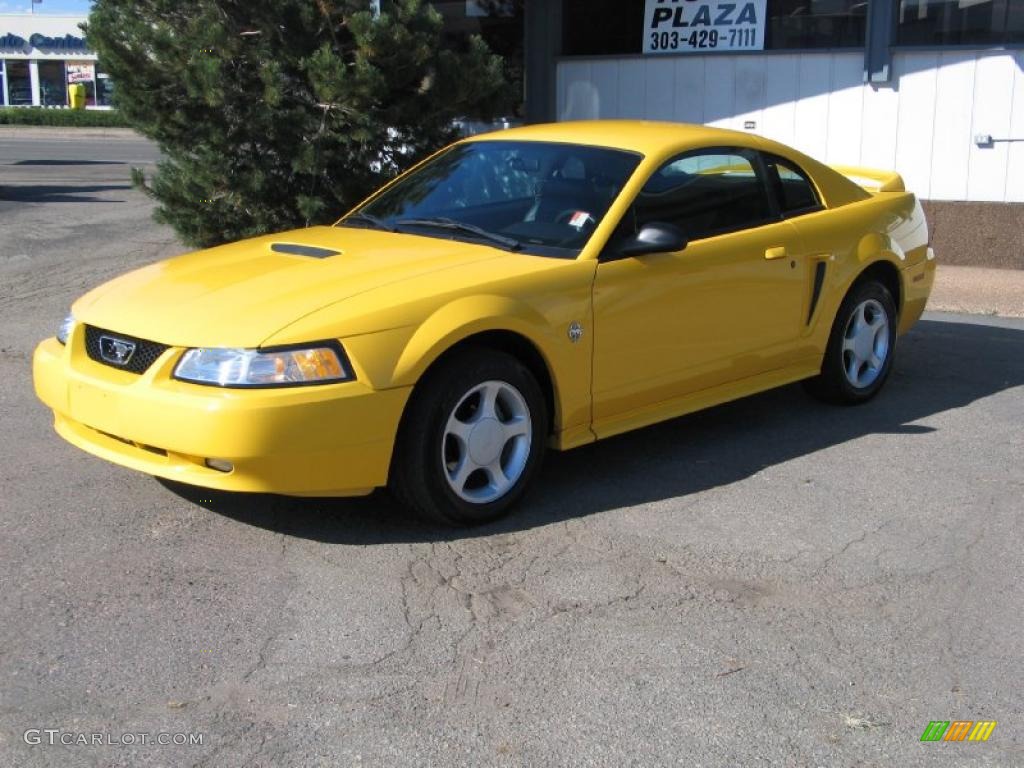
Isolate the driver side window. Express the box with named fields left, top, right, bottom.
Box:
left=631, top=149, right=773, bottom=241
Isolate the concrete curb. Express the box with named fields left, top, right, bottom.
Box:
left=929, top=265, right=1024, bottom=318
left=0, top=126, right=143, bottom=140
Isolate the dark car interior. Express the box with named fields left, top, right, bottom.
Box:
left=632, top=170, right=774, bottom=241
left=454, top=152, right=632, bottom=250
left=351, top=141, right=822, bottom=257
left=354, top=142, right=642, bottom=255
left=610, top=150, right=823, bottom=249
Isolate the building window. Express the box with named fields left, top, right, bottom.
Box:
left=562, top=0, right=866, bottom=56
left=424, top=1, right=525, bottom=117
left=6, top=60, right=32, bottom=106
left=563, top=0, right=644, bottom=56
left=67, top=61, right=97, bottom=106
left=766, top=1, right=867, bottom=49
left=39, top=60, right=67, bottom=107
left=97, top=63, right=115, bottom=107
left=897, top=0, right=1024, bottom=46
left=1010, top=2, right=1024, bottom=41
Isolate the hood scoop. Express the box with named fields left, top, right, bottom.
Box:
left=271, top=242, right=341, bottom=259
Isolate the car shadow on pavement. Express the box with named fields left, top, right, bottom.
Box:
left=0, top=184, right=131, bottom=203
left=162, top=316, right=1024, bottom=543
left=14, top=159, right=126, bottom=167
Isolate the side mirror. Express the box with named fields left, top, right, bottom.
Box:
left=613, top=222, right=688, bottom=259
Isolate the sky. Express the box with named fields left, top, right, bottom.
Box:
left=0, top=0, right=92, bottom=14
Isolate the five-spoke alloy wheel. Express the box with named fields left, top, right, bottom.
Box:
left=389, top=348, right=547, bottom=526
left=841, top=298, right=890, bottom=389
left=442, top=381, right=532, bottom=504
left=805, top=278, right=898, bottom=404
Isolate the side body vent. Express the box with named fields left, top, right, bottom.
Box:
left=807, top=260, right=827, bottom=324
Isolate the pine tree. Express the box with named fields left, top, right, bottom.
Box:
left=84, top=0, right=512, bottom=247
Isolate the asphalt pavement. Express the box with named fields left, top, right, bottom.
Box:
left=1, top=132, right=1022, bottom=767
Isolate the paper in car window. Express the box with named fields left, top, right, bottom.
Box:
left=568, top=211, right=594, bottom=229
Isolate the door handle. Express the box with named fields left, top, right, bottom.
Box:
left=764, top=246, right=787, bottom=260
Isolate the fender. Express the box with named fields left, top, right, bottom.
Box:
left=807, top=234, right=905, bottom=354
left=856, top=232, right=905, bottom=266
left=392, top=294, right=559, bottom=385
left=389, top=294, right=590, bottom=438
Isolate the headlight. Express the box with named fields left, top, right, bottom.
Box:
left=173, top=343, right=352, bottom=387
left=57, top=314, right=76, bottom=345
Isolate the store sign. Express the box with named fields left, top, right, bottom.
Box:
left=32, top=33, right=89, bottom=52
left=642, top=0, right=766, bottom=55
left=0, top=33, right=27, bottom=51
left=0, top=32, right=89, bottom=53
left=67, top=63, right=95, bottom=83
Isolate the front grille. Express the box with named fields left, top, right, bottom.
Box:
left=84, top=325, right=170, bottom=375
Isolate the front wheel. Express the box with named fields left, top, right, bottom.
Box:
left=388, top=348, right=547, bottom=526
left=804, top=280, right=898, bottom=404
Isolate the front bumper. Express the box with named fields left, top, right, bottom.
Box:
left=33, top=330, right=411, bottom=496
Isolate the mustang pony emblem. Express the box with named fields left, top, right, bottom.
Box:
left=98, top=335, right=137, bottom=366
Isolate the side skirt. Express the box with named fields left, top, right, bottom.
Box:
left=589, top=358, right=823, bottom=443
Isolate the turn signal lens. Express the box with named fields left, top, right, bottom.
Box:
left=292, top=348, right=345, bottom=380
left=56, top=314, right=76, bottom=346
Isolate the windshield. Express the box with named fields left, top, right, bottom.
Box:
left=340, top=140, right=643, bottom=257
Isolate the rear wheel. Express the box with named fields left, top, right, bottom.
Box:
left=389, top=348, right=547, bottom=526
left=804, top=279, right=897, bottom=404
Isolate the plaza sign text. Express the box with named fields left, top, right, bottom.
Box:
left=642, top=0, right=766, bottom=55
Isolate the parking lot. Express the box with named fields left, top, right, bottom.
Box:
left=1, top=132, right=1022, bottom=767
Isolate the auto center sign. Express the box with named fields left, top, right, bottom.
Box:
left=0, top=32, right=89, bottom=54
left=643, top=0, right=766, bottom=54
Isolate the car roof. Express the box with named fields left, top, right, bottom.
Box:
left=468, top=120, right=760, bottom=156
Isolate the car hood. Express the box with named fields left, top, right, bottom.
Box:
left=72, top=226, right=504, bottom=347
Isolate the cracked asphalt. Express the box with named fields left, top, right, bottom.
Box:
left=2, top=133, right=1023, bottom=767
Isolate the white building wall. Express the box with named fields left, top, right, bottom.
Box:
left=557, top=50, right=1024, bottom=204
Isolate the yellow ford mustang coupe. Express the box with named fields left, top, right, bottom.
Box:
left=34, top=121, right=935, bottom=525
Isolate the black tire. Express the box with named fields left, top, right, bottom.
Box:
left=804, top=279, right=898, bottom=405
left=388, top=347, right=548, bottom=526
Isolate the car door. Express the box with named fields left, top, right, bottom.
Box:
left=591, top=147, right=810, bottom=429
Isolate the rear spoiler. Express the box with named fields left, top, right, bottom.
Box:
left=830, top=165, right=906, bottom=194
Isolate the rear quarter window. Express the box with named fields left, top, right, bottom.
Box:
left=764, top=154, right=822, bottom=217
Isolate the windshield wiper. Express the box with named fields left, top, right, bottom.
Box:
left=339, top=212, right=397, bottom=232
left=397, top=217, right=522, bottom=252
